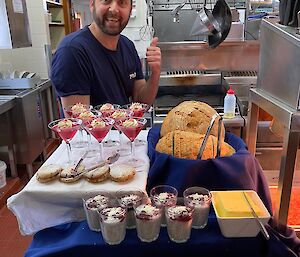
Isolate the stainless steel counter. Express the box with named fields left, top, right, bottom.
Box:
left=247, top=89, right=300, bottom=229
left=0, top=79, right=58, bottom=178
left=0, top=96, right=17, bottom=177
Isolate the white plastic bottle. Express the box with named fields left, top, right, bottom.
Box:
left=223, top=85, right=236, bottom=119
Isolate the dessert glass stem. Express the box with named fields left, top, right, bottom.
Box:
left=99, top=141, right=104, bottom=161
left=66, top=142, right=71, bottom=163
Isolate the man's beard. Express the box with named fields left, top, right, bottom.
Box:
left=93, top=9, right=129, bottom=36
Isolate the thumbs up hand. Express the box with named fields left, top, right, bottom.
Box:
left=146, top=37, right=161, bottom=74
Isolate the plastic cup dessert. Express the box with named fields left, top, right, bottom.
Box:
left=166, top=205, right=193, bottom=243
left=150, top=185, right=178, bottom=226
left=134, top=204, right=162, bottom=242
left=83, top=194, right=110, bottom=232
left=116, top=188, right=145, bottom=229
left=100, top=207, right=127, bottom=245
left=183, top=187, right=212, bottom=229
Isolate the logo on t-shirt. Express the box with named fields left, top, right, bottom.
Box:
left=129, top=72, right=136, bottom=80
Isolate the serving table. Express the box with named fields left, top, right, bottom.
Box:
left=8, top=127, right=300, bottom=257
left=7, top=130, right=150, bottom=236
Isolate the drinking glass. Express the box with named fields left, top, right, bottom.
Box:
left=83, top=192, right=111, bottom=232
left=183, top=186, right=212, bottom=229
left=94, top=104, right=121, bottom=147
left=84, top=117, right=114, bottom=162
left=64, top=103, right=92, bottom=148
left=100, top=207, right=127, bottom=245
left=150, top=185, right=178, bottom=226
left=116, top=188, right=145, bottom=229
left=134, top=204, right=162, bottom=242
left=115, top=117, right=147, bottom=167
left=48, top=118, right=82, bottom=164
left=166, top=205, right=193, bottom=243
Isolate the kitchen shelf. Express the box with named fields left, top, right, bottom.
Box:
left=46, top=0, right=71, bottom=52
left=49, top=22, right=65, bottom=26
left=46, top=0, right=63, bottom=7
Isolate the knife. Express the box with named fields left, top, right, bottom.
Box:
left=242, top=191, right=270, bottom=240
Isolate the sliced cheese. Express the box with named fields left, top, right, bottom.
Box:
left=214, top=191, right=264, bottom=218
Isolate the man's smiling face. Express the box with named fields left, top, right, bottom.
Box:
left=91, top=0, right=132, bottom=36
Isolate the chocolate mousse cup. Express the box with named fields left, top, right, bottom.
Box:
left=100, top=207, right=127, bottom=245
left=183, top=187, right=212, bottom=229
left=166, top=205, right=193, bottom=243
left=134, top=204, right=162, bottom=242
left=83, top=194, right=110, bottom=232
left=150, top=185, right=178, bottom=226
left=116, top=188, right=145, bottom=229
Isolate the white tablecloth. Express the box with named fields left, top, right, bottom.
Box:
left=7, top=130, right=150, bottom=235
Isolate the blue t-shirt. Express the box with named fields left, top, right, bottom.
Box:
left=51, top=26, right=144, bottom=106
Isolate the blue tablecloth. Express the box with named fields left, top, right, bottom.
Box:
left=25, top=126, right=300, bottom=257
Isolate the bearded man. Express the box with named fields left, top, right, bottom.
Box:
left=51, top=0, right=161, bottom=115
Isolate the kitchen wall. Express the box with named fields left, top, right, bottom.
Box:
left=0, top=0, right=50, bottom=79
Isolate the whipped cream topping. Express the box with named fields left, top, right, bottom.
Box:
left=135, top=204, right=160, bottom=219
left=57, top=119, right=73, bottom=129
left=129, top=102, right=143, bottom=111
left=167, top=206, right=192, bottom=220
left=100, top=103, right=114, bottom=111
left=111, top=109, right=127, bottom=119
left=91, top=118, right=106, bottom=128
left=71, top=103, right=87, bottom=114
left=152, top=192, right=177, bottom=206
left=186, top=193, right=210, bottom=206
left=122, top=118, right=138, bottom=128
left=86, top=195, right=109, bottom=210
left=119, top=194, right=141, bottom=208
left=101, top=207, right=126, bottom=223
left=79, top=111, right=95, bottom=121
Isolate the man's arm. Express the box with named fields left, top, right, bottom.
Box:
left=60, top=95, right=90, bottom=117
left=132, top=37, right=161, bottom=105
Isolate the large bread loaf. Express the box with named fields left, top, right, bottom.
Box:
left=156, top=130, right=235, bottom=160
left=160, top=101, right=225, bottom=141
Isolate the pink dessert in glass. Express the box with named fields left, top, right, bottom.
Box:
left=117, top=118, right=145, bottom=142
left=135, top=204, right=162, bottom=242
left=48, top=118, right=82, bottom=164
left=166, top=206, right=193, bottom=243
left=100, top=207, right=127, bottom=245
left=126, top=102, right=150, bottom=118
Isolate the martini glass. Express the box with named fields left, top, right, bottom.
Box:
left=48, top=118, right=82, bottom=164
left=84, top=117, right=115, bottom=162
left=115, top=117, right=147, bottom=168
left=110, top=108, right=133, bottom=156
left=123, top=103, right=152, bottom=146
left=78, top=109, right=99, bottom=157
left=94, top=104, right=121, bottom=147
left=64, top=103, right=92, bottom=148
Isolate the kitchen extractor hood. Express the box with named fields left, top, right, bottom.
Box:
left=0, top=0, right=32, bottom=49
